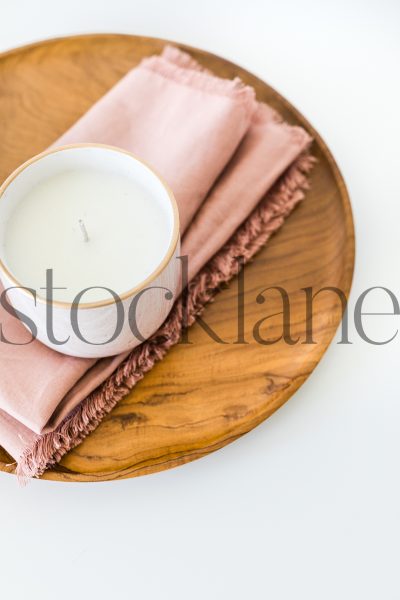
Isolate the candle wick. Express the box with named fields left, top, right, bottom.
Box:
left=79, top=219, right=89, bottom=243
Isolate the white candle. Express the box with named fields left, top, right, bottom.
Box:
left=3, top=167, right=172, bottom=304
left=0, top=145, right=181, bottom=358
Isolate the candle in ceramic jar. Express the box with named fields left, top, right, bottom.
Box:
left=0, top=145, right=181, bottom=358
left=3, top=168, right=172, bottom=303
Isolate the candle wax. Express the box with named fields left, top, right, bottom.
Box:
left=3, top=168, right=172, bottom=303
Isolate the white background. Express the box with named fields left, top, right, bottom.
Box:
left=1, top=1, right=399, bottom=598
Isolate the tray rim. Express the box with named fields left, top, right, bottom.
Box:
left=0, top=33, right=355, bottom=482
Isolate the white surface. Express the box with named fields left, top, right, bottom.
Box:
left=0, top=1, right=399, bottom=598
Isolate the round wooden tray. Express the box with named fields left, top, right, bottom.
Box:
left=0, top=34, right=354, bottom=482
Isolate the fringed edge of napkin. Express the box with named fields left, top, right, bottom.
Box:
left=141, top=54, right=256, bottom=110
left=16, top=151, right=315, bottom=480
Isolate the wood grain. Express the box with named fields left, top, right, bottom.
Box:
left=0, top=34, right=355, bottom=482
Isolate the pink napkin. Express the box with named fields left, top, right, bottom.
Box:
left=0, top=46, right=313, bottom=477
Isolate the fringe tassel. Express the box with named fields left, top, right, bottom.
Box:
left=141, top=54, right=256, bottom=110
left=16, top=151, right=315, bottom=480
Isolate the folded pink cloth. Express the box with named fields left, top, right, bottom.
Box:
left=0, top=46, right=313, bottom=478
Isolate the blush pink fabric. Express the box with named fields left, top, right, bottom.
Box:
left=0, top=46, right=312, bottom=475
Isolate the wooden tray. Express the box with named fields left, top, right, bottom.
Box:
left=0, top=34, right=354, bottom=482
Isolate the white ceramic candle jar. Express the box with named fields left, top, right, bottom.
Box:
left=0, top=144, right=181, bottom=358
